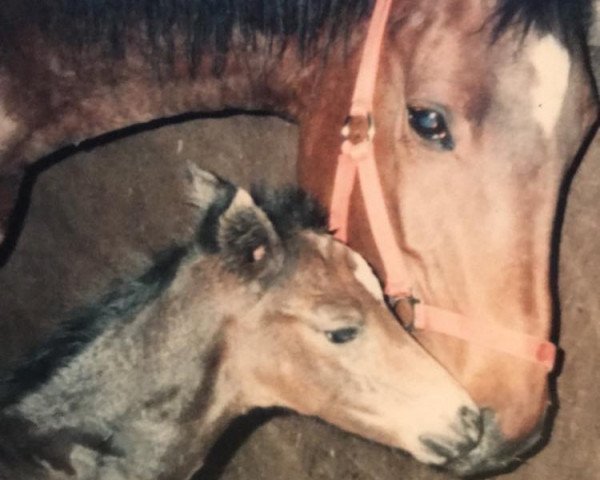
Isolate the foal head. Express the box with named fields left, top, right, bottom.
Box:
left=0, top=168, right=482, bottom=478
left=191, top=171, right=483, bottom=467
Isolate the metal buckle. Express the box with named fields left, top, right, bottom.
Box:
left=388, top=294, right=420, bottom=333
left=340, top=113, right=375, bottom=144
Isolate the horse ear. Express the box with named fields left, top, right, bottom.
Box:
left=217, top=189, right=284, bottom=282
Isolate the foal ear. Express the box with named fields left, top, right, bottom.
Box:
left=184, top=162, right=223, bottom=209
left=217, top=189, right=284, bottom=282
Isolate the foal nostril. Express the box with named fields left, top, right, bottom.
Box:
left=421, top=436, right=462, bottom=461
left=419, top=406, right=482, bottom=464
left=460, top=406, right=483, bottom=444
left=420, top=432, right=478, bottom=463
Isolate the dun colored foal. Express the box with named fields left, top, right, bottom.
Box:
left=0, top=167, right=480, bottom=480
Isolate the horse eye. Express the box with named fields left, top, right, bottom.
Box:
left=325, top=327, right=359, bottom=344
left=408, top=107, right=454, bottom=150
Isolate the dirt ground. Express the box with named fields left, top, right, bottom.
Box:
left=0, top=51, right=599, bottom=480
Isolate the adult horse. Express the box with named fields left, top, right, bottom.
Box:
left=0, top=0, right=597, bottom=476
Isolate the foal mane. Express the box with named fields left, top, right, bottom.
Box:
left=0, top=184, right=325, bottom=410
left=0, top=247, right=186, bottom=409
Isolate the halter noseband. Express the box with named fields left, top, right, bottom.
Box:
left=328, top=0, right=556, bottom=372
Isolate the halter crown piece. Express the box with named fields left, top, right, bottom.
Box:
left=328, top=0, right=556, bottom=372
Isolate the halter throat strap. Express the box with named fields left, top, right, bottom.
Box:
left=328, top=0, right=556, bottom=372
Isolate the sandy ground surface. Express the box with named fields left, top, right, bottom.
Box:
left=1, top=49, right=599, bottom=480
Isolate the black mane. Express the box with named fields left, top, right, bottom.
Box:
left=0, top=247, right=186, bottom=409
left=36, top=0, right=593, bottom=51
left=4, top=0, right=591, bottom=71
left=18, top=0, right=373, bottom=69
left=493, top=0, right=593, bottom=47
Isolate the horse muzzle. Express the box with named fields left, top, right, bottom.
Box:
left=444, top=408, right=548, bottom=477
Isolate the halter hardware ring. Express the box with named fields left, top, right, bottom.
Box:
left=341, top=113, right=375, bottom=144
left=388, top=294, right=420, bottom=333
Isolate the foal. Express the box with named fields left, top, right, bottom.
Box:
left=0, top=167, right=481, bottom=479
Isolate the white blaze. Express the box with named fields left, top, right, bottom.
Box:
left=350, top=250, right=384, bottom=300
left=309, top=234, right=383, bottom=301
left=528, top=35, right=571, bottom=138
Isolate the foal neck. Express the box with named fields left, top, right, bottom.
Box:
left=0, top=256, right=237, bottom=480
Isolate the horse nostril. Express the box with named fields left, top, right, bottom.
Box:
left=444, top=409, right=550, bottom=477
left=460, top=406, right=483, bottom=444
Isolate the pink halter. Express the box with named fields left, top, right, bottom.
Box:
left=328, top=0, right=556, bottom=372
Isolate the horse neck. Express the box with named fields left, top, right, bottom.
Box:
left=4, top=22, right=363, bottom=167
left=0, top=262, right=235, bottom=479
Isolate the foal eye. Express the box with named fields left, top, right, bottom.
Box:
left=408, top=107, right=454, bottom=150
left=325, top=327, right=359, bottom=344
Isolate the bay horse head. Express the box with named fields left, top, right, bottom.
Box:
left=0, top=167, right=481, bottom=479
left=298, top=0, right=598, bottom=474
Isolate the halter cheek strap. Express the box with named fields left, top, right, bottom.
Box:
left=328, top=0, right=556, bottom=372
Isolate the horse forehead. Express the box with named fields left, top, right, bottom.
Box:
left=396, top=2, right=493, bottom=113
left=525, top=35, right=571, bottom=139
left=400, top=11, right=574, bottom=141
